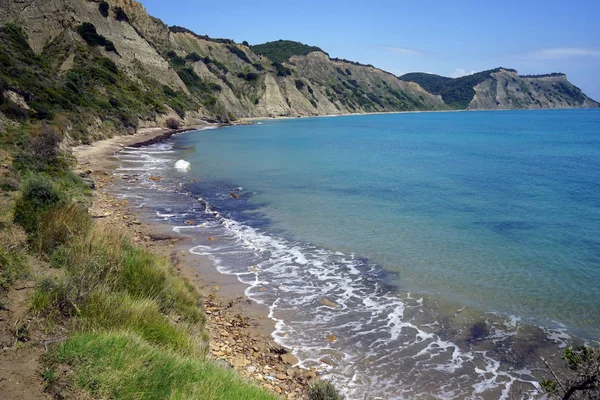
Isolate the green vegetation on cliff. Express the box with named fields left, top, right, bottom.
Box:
left=251, top=40, right=327, bottom=63
left=399, top=68, right=517, bottom=109
left=0, top=23, right=198, bottom=141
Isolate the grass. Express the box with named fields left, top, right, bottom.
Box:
left=35, top=220, right=279, bottom=398
left=51, top=330, right=277, bottom=400
left=0, top=124, right=278, bottom=398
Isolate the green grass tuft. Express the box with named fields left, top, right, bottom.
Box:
left=51, top=330, right=277, bottom=400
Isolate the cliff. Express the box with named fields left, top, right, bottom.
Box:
left=0, top=0, right=597, bottom=142
left=400, top=68, right=599, bottom=110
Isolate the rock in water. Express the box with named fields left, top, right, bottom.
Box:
left=319, top=298, right=338, bottom=308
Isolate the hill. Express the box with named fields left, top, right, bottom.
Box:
left=250, top=39, right=327, bottom=63
left=0, top=0, right=597, bottom=143
left=400, top=68, right=598, bottom=110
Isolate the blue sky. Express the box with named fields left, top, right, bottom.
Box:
left=141, top=0, right=600, bottom=100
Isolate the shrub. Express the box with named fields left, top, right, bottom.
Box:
left=242, top=41, right=249, bottom=47
left=14, top=173, right=66, bottom=234
left=226, top=45, right=251, bottom=63
left=308, top=380, right=344, bottom=400
left=0, top=246, right=27, bottom=293
left=166, top=118, right=181, bottom=129
left=0, top=100, right=30, bottom=119
left=0, top=176, right=20, bottom=192
left=272, top=62, right=292, bottom=77
left=0, top=77, right=7, bottom=105
left=295, top=79, right=305, bottom=90
left=185, top=52, right=202, bottom=62
left=114, top=7, right=129, bottom=22
left=98, top=1, right=109, bottom=18
left=252, top=62, right=264, bottom=71
left=31, top=125, right=61, bottom=163
left=245, top=72, right=258, bottom=81
left=76, top=23, right=118, bottom=54
left=36, top=203, right=91, bottom=255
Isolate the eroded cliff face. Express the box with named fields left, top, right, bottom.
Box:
left=0, top=0, right=448, bottom=124
left=0, top=0, right=596, bottom=140
left=0, top=0, right=185, bottom=90
left=469, top=69, right=598, bottom=110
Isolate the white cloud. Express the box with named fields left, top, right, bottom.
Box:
left=529, top=47, right=600, bottom=60
left=382, top=46, right=423, bottom=56
left=450, top=68, right=475, bottom=78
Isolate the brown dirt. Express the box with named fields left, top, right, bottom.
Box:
left=0, top=279, right=48, bottom=400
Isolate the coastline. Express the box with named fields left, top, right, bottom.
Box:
left=68, top=112, right=597, bottom=399
left=73, top=125, right=318, bottom=399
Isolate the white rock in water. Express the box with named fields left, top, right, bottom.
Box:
left=174, top=160, right=190, bottom=171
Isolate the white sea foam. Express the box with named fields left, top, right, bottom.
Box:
left=114, top=140, right=564, bottom=400
left=182, top=195, right=546, bottom=399
left=174, top=160, right=191, bottom=171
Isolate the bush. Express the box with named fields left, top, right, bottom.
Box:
left=0, top=77, right=7, bottom=105
left=166, top=118, right=181, bottom=129
left=31, top=125, right=61, bottom=163
left=252, top=62, right=264, bottom=71
left=76, top=23, right=118, bottom=54
left=0, top=100, right=30, bottom=119
left=98, top=1, right=109, bottom=18
left=308, top=380, right=344, bottom=400
left=0, top=246, right=28, bottom=293
left=226, top=45, right=251, bottom=63
left=295, top=79, right=305, bottom=90
left=245, top=72, right=258, bottom=81
left=272, top=62, right=292, bottom=77
left=114, top=7, right=129, bottom=22
left=185, top=52, right=202, bottom=62
left=36, top=203, right=91, bottom=255
left=14, top=173, right=66, bottom=234
left=0, top=176, right=20, bottom=192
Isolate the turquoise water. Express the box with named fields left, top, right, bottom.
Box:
left=177, top=110, right=600, bottom=340
left=113, top=109, right=600, bottom=398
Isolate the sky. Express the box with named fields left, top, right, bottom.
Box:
left=140, top=0, right=600, bottom=101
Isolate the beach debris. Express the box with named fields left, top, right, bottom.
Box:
left=248, top=265, right=260, bottom=273
left=149, top=175, right=162, bottom=181
left=230, top=192, right=239, bottom=199
left=319, top=298, right=338, bottom=308
left=184, top=220, right=196, bottom=225
left=325, top=334, right=337, bottom=342
left=213, top=285, right=219, bottom=291
left=208, top=236, right=216, bottom=241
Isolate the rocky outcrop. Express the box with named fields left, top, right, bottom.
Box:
left=469, top=69, right=599, bottom=109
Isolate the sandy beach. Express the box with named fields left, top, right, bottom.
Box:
left=72, top=125, right=320, bottom=399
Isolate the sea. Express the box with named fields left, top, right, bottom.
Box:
left=112, top=109, right=600, bottom=399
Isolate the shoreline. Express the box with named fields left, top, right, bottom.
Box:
left=73, top=125, right=318, bottom=399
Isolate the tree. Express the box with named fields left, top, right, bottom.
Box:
left=98, top=1, right=109, bottom=18
left=542, top=346, right=600, bottom=400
